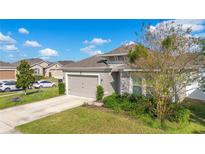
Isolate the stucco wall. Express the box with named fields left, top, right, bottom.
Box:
left=39, top=62, right=49, bottom=68
left=100, top=72, right=119, bottom=96
left=119, top=72, right=132, bottom=94
left=45, top=63, right=63, bottom=78
left=31, top=65, right=44, bottom=76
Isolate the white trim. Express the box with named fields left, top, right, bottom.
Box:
left=64, top=72, right=101, bottom=95
left=46, top=62, right=62, bottom=69
left=0, top=68, right=16, bottom=71
left=101, top=53, right=128, bottom=57
left=30, top=60, right=50, bottom=67
left=129, top=74, right=133, bottom=93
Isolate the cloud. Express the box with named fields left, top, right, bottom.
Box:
left=8, top=54, right=15, bottom=58
left=0, top=45, right=18, bottom=51
left=0, top=32, right=16, bottom=45
left=80, top=45, right=102, bottom=55
left=83, top=38, right=111, bottom=45
left=122, top=41, right=136, bottom=46
left=174, top=19, right=205, bottom=32
left=151, top=20, right=205, bottom=33
left=81, top=37, right=109, bottom=55
left=39, top=48, right=58, bottom=57
left=194, top=33, right=205, bottom=38
left=18, top=28, right=29, bottom=34
left=24, top=40, right=42, bottom=48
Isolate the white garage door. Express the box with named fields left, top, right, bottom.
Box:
left=67, top=75, right=98, bottom=98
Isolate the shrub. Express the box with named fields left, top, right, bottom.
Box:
left=128, top=93, right=138, bottom=102
left=34, top=75, right=43, bottom=81
left=103, top=93, right=119, bottom=109
left=96, top=85, right=104, bottom=101
left=120, top=100, right=134, bottom=111
left=58, top=82, right=65, bottom=95
left=168, top=104, right=190, bottom=125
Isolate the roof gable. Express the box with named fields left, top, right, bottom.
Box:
left=101, top=44, right=135, bottom=57
left=58, top=60, right=74, bottom=66
left=13, top=58, right=50, bottom=67
left=63, top=55, right=108, bottom=68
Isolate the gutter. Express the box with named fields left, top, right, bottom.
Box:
left=62, top=67, right=112, bottom=72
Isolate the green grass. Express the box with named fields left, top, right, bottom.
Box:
left=0, top=87, right=60, bottom=109
left=16, top=106, right=164, bottom=134
left=16, top=101, right=205, bottom=134
left=0, top=91, right=19, bottom=96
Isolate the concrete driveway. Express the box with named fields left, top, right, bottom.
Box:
left=0, top=95, right=94, bottom=134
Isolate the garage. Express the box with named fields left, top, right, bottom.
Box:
left=0, top=70, right=16, bottom=80
left=67, top=75, right=99, bottom=98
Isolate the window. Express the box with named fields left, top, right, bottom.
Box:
left=117, top=56, right=124, bottom=61
left=107, top=56, right=126, bottom=64
left=33, top=68, right=40, bottom=75
left=40, top=81, right=51, bottom=83
left=4, top=81, right=16, bottom=85
left=108, top=56, right=115, bottom=61
left=132, top=77, right=142, bottom=95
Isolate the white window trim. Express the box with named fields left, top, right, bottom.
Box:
left=64, top=72, right=101, bottom=95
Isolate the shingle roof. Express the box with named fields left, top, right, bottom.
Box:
left=101, top=44, right=135, bottom=56
left=62, top=55, right=109, bottom=71
left=0, top=61, right=16, bottom=69
left=58, top=60, right=74, bottom=66
left=13, top=58, right=49, bottom=66
left=62, top=45, right=136, bottom=71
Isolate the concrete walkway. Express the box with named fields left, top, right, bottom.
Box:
left=0, top=95, right=94, bottom=134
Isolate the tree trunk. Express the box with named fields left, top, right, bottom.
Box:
left=24, top=89, right=27, bottom=95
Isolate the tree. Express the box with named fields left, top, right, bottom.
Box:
left=128, top=21, right=204, bottom=125
left=16, top=60, right=35, bottom=95
left=199, top=39, right=205, bottom=91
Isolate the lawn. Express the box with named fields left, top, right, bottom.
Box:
left=0, top=87, right=60, bottom=109
left=0, top=91, right=20, bottom=96
left=16, top=101, right=205, bottom=134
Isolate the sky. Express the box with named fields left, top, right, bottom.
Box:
left=0, top=19, right=205, bottom=62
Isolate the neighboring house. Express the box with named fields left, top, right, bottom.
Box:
left=45, top=60, right=73, bottom=79
left=63, top=44, right=205, bottom=100
left=0, top=61, right=16, bottom=80
left=13, top=58, right=50, bottom=76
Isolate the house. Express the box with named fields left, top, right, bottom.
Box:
left=45, top=60, right=74, bottom=79
left=62, top=44, right=135, bottom=98
left=13, top=58, right=50, bottom=76
left=0, top=61, right=16, bottom=80
left=63, top=44, right=205, bottom=100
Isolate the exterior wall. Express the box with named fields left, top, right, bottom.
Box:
left=45, top=63, right=63, bottom=79
left=119, top=71, right=188, bottom=101
left=0, top=69, right=16, bottom=80
left=39, top=62, right=49, bottom=68
left=119, top=72, right=132, bottom=94
left=31, top=65, right=44, bottom=76
left=100, top=72, right=118, bottom=96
